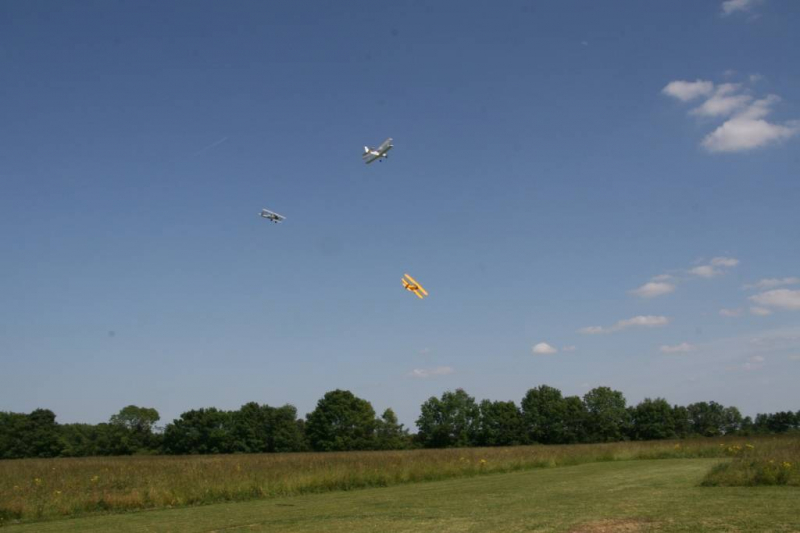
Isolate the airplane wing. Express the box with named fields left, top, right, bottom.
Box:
left=378, top=138, right=393, bottom=152
left=363, top=153, right=379, bottom=164
left=260, top=209, right=285, bottom=221
left=404, top=273, right=428, bottom=296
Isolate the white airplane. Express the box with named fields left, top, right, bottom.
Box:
left=260, top=209, right=285, bottom=223
left=362, top=138, right=393, bottom=164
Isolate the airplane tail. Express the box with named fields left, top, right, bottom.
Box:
left=363, top=146, right=370, bottom=154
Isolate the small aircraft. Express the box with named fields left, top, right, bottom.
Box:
left=260, top=209, right=285, bottom=223
left=402, top=273, right=429, bottom=299
left=363, top=137, right=393, bottom=164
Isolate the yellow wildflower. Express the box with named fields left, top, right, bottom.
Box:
left=782, top=462, right=792, bottom=469
left=91, top=476, right=99, bottom=483
left=34, top=478, right=42, bottom=485
left=54, top=490, right=61, bottom=496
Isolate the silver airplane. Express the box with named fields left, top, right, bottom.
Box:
left=362, top=137, right=393, bottom=164
left=260, top=209, right=285, bottom=223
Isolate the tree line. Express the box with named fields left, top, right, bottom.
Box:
left=2, top=386, right=798, bottom=459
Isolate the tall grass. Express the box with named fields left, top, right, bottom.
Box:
left=701, top=436, right=800, bottom=487
left=1, top=436, right=796, bottom=526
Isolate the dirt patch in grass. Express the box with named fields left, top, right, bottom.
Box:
left=569, top=518, right=655, bottom=532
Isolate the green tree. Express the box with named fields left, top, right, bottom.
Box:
left=476, top=400, right=525, bottom=446
left=110, top=405, right=160, bottom=433
left=629, top=398, right=675, bottom=441
left=0, top=411, right=30, bottom=459
left=672, top=405, right=692, bottom=438
left=305, top=390, right=377, bottom=451
left=162, top=408, right=234, bottom=454
left=416, top=389, right=480, bottom=448
left=231, top=402, right=271, bottom=453
left=270, top=405, right=306, bottom=452
left=766, top=411, right=797, bottom=433
left=721, top=406, right=743, bottom=435
left=375, top=408, right=410, bottom=450
left=0, top=409, right=62, bottom=458
left=521, top=385, right=567, bottom=444
left=687, top=401, right=725, bottom=437
left=562, top=395, right=588, bottom=444
left=583, top=387, right=629, bottom=442
left=109, top=405, right=161, bottom=453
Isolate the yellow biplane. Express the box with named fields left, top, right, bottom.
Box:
left=402, top=273, right=429, bottom=299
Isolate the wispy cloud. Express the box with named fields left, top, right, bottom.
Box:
left=660, top=342, right=695, bottom=354
left=691, top=83, right=751, bottom=118
left=742, top=355, right=765, bottom=371
left=562, top=345, right=577, bottom=352
left=750, top=306, right=773, bottom=316
left=703, top=96, right=799, bottom=153
left=630, top=281, right=675, bottom=298
left=750, top=289, right=800, bottom=311
left=743, top=277, right=800, bottom=290
left=720, top=308, right=743, bottom=317
left=689, top=265, right=719, bottom=278
left=662, top=80, right=714, bottom=102
left=190, top=136, right=229, bottom=158
left=580, top=315, right=670, bottom=335
left=721, top=0, right=764, bottom=16
left=633, top=258, right=738, bottom=299
left=532, top=342, right=558, bottom=355
left=689, top=257, right=739, bottom=278
left=408, top=366, right=454, bottom=379
left=663, top=77, right=798, bottom=153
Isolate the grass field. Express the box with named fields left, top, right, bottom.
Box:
left=5, top=458, right=800, bottom=532
left=1, top=436, right=798, bottom=528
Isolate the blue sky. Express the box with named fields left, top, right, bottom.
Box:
left=2, top=0, right=799, bottom=428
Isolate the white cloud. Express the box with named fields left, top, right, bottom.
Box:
left=617, top=315, right=670, bottom=328
left=689, top=257, right=739, bottom=278
left=562, top=345, right=577, bottom=352
left=750, top=306, right=773, bottom=316
left=409, top=366, right=454, bottom=379
left=664, top=77, right=798, bottom=154
left=720, top=308, right=743, bottom=317
left=532, top=342, right=558, bottom=355
left=630, top=281, right=676, bottom=298
left=691, top=84, right=751, bottom=118
left=742, top=354, right=766, bottom=371
left=711, top=256, right=740, bottom=268
left=660, top=342, right=695, bottom=354
left=652, top=274, right=673, bottom=281
left=749, top=73, right=764, bottom=83
left=750, top=289, right=800, bottom=311
left=744, top=277, right=800, bottom=290
left=689, top=265, right=721, bottom=278
left=702, top=96, right=799, bottom=153
left=580, top=315, right=670, bottom=334
left=721, top=0, right=763, bottom=16
left=789, top=355, right=800, bottom=361
left=662, top=80, right=714, bottom=102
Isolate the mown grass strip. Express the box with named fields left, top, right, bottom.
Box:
left=1, top=436, right=797, bottom=526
